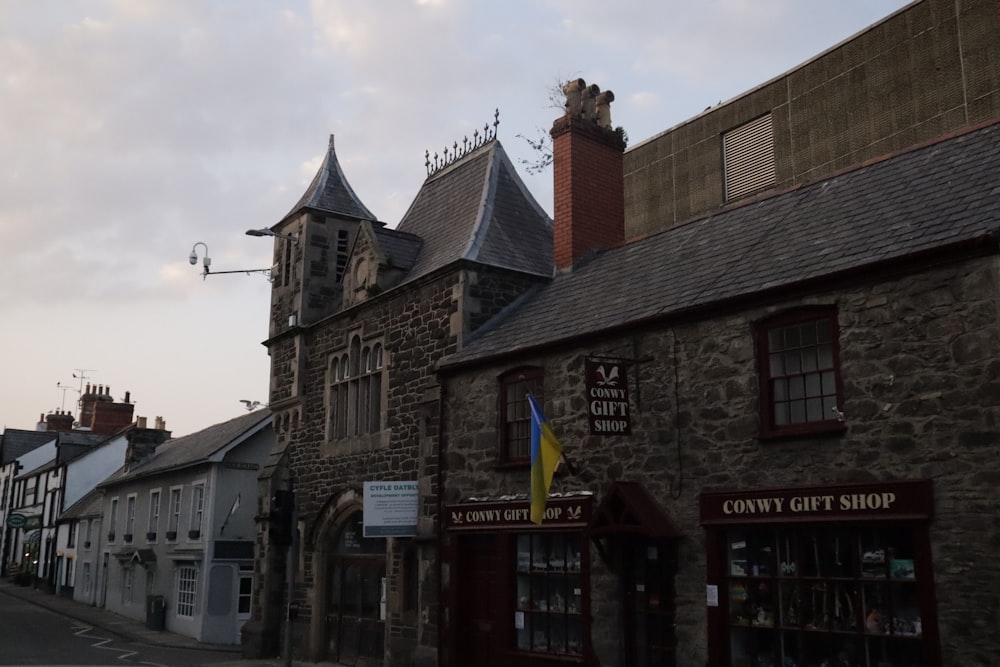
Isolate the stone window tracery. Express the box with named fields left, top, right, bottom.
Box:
left=328, top=335, right=385, bottom=440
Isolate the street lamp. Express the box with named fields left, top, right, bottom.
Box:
left=246, top=228, right=299, bottom=243
left=188, top=241, right=271, bottom=281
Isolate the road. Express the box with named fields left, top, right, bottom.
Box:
left=0, top=593, right=245, bottom=666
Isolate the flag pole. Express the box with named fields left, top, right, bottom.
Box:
left=527, top=392, right=578, bottom=477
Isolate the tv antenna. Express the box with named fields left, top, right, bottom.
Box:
left=55, top=382, right=75, bottom=411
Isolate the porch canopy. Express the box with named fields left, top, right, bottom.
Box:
left=587, top=481, right=680, bottom=539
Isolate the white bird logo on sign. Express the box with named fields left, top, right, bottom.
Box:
left=596, top=365, right=620, bottom=387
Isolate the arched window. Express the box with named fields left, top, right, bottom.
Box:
left=328, top=336, right=386, bottom=441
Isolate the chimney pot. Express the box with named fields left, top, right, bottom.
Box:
left=595, top=90, right=615, bottom=129
left=124, top=391, right=130, bottom=404
left=563, top=78, right=587, bottom=118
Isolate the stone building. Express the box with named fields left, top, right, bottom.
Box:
left=246, top=126, right=554, bottom=665
left=436, top=2, right=1000, bottom=666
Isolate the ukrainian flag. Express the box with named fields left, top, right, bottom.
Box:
left=528, top=394, right=563, bottom=524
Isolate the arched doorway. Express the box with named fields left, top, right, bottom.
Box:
left=326, top=511, right=386, bottom=665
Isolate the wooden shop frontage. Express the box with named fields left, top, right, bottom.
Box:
left=700, top=479, right=940, bottom=667
left=443, top=484, right=682, bottom=667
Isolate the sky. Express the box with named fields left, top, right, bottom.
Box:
left=0, top=0, right=913, bottom=437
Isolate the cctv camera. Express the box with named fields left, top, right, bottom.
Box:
left=189, top=252, right=198, bottom=265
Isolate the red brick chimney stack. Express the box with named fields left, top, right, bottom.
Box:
left=550, top=78, right=626, bottom=271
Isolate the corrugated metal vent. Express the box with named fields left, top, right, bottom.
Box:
left=723, top=114, right=776, bottom=201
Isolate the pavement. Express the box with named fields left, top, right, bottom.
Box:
left=0, top=579, right=343, bottom=666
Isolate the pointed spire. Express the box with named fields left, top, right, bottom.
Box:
left=283, top=134, right=376, bottom=222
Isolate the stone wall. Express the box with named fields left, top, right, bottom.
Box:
left=442, top=254, right=1000, bottom=665
left=281, top=263, right=548, bottom=665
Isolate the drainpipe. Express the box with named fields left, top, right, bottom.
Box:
left=437, top=378, right=448, bottom=666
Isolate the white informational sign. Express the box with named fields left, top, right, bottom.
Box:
left=706, top=585, right=719, bottom=607
left=363, top=481, right=419, bottom=537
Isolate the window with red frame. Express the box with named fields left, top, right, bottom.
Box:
left=758, top=308, right=844, bottom=438
left=499, top=368, right=543, bottom=464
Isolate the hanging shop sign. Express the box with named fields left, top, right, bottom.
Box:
left=586, top=358, right=631, bottom=435
left=363, top=480, right=419, bottom=537
left=5, top=513, right=26, bottom=528
left=699, top=479, right=933, bottom=525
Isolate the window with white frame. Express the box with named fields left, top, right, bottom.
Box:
left=168, top=488, right=182, bottom=537
left=84, top=519, right=93, bottom=547
left=125, top=495, right=136, bottom=542
left=108, top=498, right=119, bottom=541
left=148, top=490, right=160, bottom=539
left=122, top=566, right=134, bottom=605
left=83, top=562, right=92, bottom=596
left=67, top=521, right=77, bottom=548
left=238, top=564, right=254, bottom=615
left=176, top=566, right=198, bottom=617
left=327, top=335, right=385, bottom=440
left=190, top=485, right=204, bottom=537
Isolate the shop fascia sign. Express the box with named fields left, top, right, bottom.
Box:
left=700, top=479, right=933, bottom=524
left=5, top=513, right=27, bottom=528
left=447, top=495, right=592, bottom=530
left=585, top=358, right=631, bottom=435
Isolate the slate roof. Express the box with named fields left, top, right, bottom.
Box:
left=61, top=488, right=103, bottom=520
left=394, top=140, right=553, bottom=282
left=441, top=121, right=1000, bottom=368
left=0, top=429, right=54, bottom=464
left=372, top=225, right=423, bottom=272
left=282, top=134, right=375, bottom=223
left=100, top=411, right=271, bottom=485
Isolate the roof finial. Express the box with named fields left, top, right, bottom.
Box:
left=425, top=109, right=500, bottom=176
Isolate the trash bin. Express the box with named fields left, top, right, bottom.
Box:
left=146, top=595, right=166, bottom=630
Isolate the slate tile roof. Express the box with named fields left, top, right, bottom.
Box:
left=61, top=488, right=103, bottom=520
left=100, top=411, right=271, bottom=485
left=0, top=429, right=54, bottom=464
left=282, top=135, right=375, bottom=223
left=395, top=140, right=553, bottom=282
left=442, top=121, right=1000, bottom=367
left=373, top=225, right=423, bottom=272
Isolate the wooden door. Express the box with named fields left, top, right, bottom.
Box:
left=623, top=538, right=677, bottom=667
left=455, top=534, right=503, bottom=667
left=328, top=556, right=385, bottom=665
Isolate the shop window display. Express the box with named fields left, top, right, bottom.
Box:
left=515, top=533, right=584, bottom=655
left=726, top=526, right=924, bottom=667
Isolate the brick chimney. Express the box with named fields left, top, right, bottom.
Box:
left=90, top=391, right=136, bottom=435
left=550, top=78, right=625, bottom=271
left=45, top=410, right=75, bottom=432
left=124, top=421, right=172, bottom=472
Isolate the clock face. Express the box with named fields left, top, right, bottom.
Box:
left=354, top=258, right=368, bottom=285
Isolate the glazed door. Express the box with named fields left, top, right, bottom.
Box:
left=455, top=534, right=502, bottom=667
left=623, top=538, right=677, bottom=667
left=328, top=556, right=385, bottom=666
